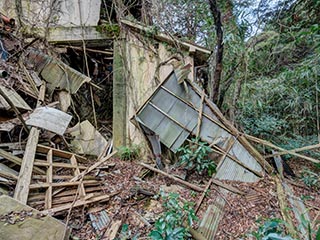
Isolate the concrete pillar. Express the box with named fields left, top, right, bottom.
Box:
left=112, top=39, right=127, bottom=147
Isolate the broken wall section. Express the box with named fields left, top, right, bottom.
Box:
left=113, top=23, right=198, bottom=147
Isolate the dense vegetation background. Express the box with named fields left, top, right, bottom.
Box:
left=146, top=0, right=320, bottom=150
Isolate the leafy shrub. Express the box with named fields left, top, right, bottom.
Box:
left=115, top=224, right=139, bottom=240
left=177, top=138, right=216, bottom=176
left=117, top=145, right=140, bottom=161
left=301, top=169, right=319, bottom=189
left=149, top=191, right=198, bottom=240
left=250, top=218, right=294, bottom=240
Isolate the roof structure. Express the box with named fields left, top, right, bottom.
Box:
left=134, top=70, right=272, bottom=182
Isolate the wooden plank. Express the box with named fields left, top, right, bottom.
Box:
left=28, top=186, right=108, bottom=202
left=34, top=160, right=87, bottom=169
left=0, top=149, right=45, bottom=174
left=70, top=151, right=117, bottom=182
left=103, top=220, right=122, bottom=240
left=139, top=162, right=204, bottom=192
left=70, top=155, right=86, bottom=198
left=32, top=175, right=95, bottom=181
left=29, top=180, right=99, bottom=189
left=0, top=195, right=69, bottom=240
left=37, top=144, right=87, bottom=162
left=14, top=127, right=40, bottom=204
left=41, top=192, right=119, bottom=215
left=45, top=150, right=53, bottom=209
left=275, top=176, right=298, bottom=239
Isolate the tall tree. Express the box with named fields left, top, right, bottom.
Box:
left=208, top=0, right=223, bottom=104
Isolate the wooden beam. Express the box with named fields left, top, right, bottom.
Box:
left=266, top=143, right=320, bottom=158
left=196, top=91, right=205, bottom=138
left=195, top=137, right=235, bottom=213
left=45, top=150, right=53, bottom=209
left=29, top=180, right=99, bottom=189
left=14, top=127, right=40, bottom=204
left=139, top=162, right=204, bottom=192
left=36, top=144, right=87, bottom=162
left=0, top=149, right=45, bottom=174
left=70, top=151, right=117, bottom=182
left=33, top=160, right=87, bottom=170
left=140, top=162, right=244, bottom=195
left=41, top=192, right=119, bottom=215
left=246, top=134, right=320, bottom=164
left=70, top=155, right=86, bottom=198
left=0, top=86, right=29, bottom=133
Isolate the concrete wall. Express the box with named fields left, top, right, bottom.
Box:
left=112, top=29, right=195, bottom=147
left=0, top=0, right=101, bottom=27
left=0, top=0, right=104, bottom=43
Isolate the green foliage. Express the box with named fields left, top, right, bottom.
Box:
left=96, top=23, right=120, bottom=36
left=177, top=138, right=216, bottom=176
left=117, top=145, right=140, bottom=161
left=115, top=224, right=139, bottom=240
left=300, top=169, right=319, bottom=189
left=249, top=218, right=294, bottom=240
left=149, top=191, right=198, bottom=240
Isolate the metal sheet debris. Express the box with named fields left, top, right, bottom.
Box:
left=26, top=50, right=91, bottom=95
left=135, top=70, right=264, bottom=182
left=0, top=85, right=32, bottom=111
left=26, top=107, right=72, bottom=135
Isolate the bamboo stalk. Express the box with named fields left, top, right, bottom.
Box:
left=246, top=134, right=320, bottom=164
left=266, top=143, right=320, bottom=158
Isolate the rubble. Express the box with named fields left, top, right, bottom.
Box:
left=0, top=9, right=318, bottom=240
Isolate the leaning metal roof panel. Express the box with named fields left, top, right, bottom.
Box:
left=135, top=70, right=264, bottom=182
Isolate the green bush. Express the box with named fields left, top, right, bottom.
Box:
left=250, top=218, right=294, bottom=240
left=177, top=138, right=216, bottom=176
left=149, top=192, right=197, bottom=240
left=117, top=145, right=141, bottom=161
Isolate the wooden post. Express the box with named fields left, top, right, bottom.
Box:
left=45, top=150, right=53, bottom=209
left=70, top=155, right=86, bottom=198
left=14, top=127, right=40, bottom=204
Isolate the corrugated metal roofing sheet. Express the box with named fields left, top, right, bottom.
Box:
left=136, top=70, right=263, bottom=181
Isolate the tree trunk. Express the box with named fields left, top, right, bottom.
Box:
left=208, top=0, right=224, bottom=104
left=15, top=0, right=23, bottom=26
left=229, top=76, right=243, bottom=123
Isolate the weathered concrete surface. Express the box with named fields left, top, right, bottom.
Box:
left=113, top=39, right=127, bottom=147
left=0, top=195, right=68, bottom=240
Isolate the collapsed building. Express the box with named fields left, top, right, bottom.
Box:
left=0, top=1, right=318, bottom=239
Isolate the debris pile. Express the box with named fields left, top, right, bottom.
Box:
left=0, top=15, right=118, bottom=239
left=0, top=13, right=319, bottom=240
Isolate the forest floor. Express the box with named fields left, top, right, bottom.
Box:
left=65, top=157, right=319, bottom=240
